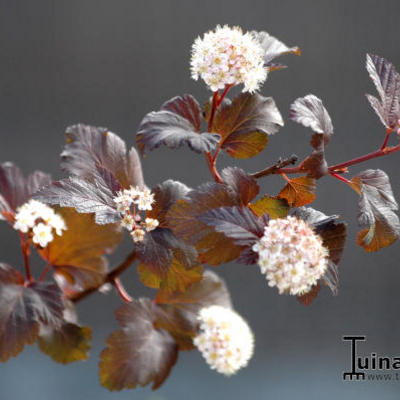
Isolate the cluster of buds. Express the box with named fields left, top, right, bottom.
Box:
left=190, top=25, right=267, bottom=93
left=194, top=305, right=254, bottom=376
left=252, top=216, right=329, bottom=296
left=13, top=199, right=66, bottom=247
left=113, top=186, right=159, bottom=243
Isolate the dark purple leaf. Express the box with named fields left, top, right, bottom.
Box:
left=198, top=206, right=265, bottom=247
left=161, top=94, right=202, bottom=132
left=156, top=270, right=232, bottom=345
left=290, top=95, right=333, bottom=178
left=351, top=169, right=400, bottom=251
left=251, top=31, right=301, bottom=67
left=137, top=102, right=220, bottom=155
left=34, top=176, right=120, bottom=225
left=290, top=94, right=333, bottom=141
left=61, top=124, right=144, bottom=189
left=366, top=54, right=400, bottom=129
left=147, top=180, right=190, bottom=227
left=38, top=301, right=91, bottom=364
left=136, top=228, right=197, bottom=278
left=251, top=31, right=300, bottom=68
left=213, top=92, right=283, bottom=159
left=166, top=182, right=243, bottom=265
left=99, top=298, right=178, bottom=391
left=294, top=207, right=347, bottom=295
left=0, top=163, right=52, bottom=218
left=221, top=167, right=259, bottom=206
left=0, top=264, right=64, bottom=362
left=297, top=283, right=321, bottom=306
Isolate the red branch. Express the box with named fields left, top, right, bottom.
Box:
left=112, top=277, right=133, bottom=303
left=70, top=250, right=137, bottom=303
left=19, top=233, right=32, bottom=282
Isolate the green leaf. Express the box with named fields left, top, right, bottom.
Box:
left=212, top=92, right=283, bottom=159
left=249, top=195, right=290, bottom=218
left=99, top=299, right=178, bottom=391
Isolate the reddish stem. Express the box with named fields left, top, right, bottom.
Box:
left=39, top=264, right=52, bottom=281
left=329, top=172, right=351, bottom=184
left=19, top=233, right=32, bottom=282
left=113, top=277, right=133, bottom=303
left=70, top=250, right=137, bottom=303
left=205, top=90, right=223, bottom=183
left=328, top=144, right=400, bottom=173
left=216, top=84, right=232, bottom=107
left=380, top=128, right=393, bottom=150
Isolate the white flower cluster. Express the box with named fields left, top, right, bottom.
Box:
left=252, top=216, right=328, bottom=296
left=113, top=186, right=159, bottom=243
left=13, top=200, right=66, bottom=247
left=190, top=25, right=267, bottom=93
left=194, top=305, right=254, bottom=376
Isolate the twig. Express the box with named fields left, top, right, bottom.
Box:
left=71, top=250, right=137, bottom=303
left=251, top=155, right=299, bottom=179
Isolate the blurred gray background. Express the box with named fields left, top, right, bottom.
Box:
left=1, top=0, right=400, bottom=399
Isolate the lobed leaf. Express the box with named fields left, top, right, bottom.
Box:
left=137, top=95, right=220, bottom=155
left=198, top=206, right=265, bottom=247
left=0, top=264, right=64, bottom=362
left=138, top=250, right=203, bottom=294
left=278, top=176, right=316, bottom=207
left=366, top=54, right=400, bottom=129
left=351, top=169, right=400, bottom=251
left=289, top=94, right=333, bottom=141
left=161, top=94, right=202, bottom=132
left=249, top=195, right=290, bottom=218
left=39, top=208, right=123, bottom=296
left=221, top=167, right=259, bottom=206
left=297, top=283, right=321, bottom=306
left=212, top=92, right=283, bottom=159
left=38, top=300, right=92, bottom=364
left=99, top=298, right=178, bottom=391
left=166, top=182, right=242, bottom=265
left=155, top=271, right=231, bottom=350
left=61, top=124, right=144, bottom=189
left=293, top=207, right=347, bottom=298
left=0, top=162, right=52, bottom=218
left=290, top=95, right=333, bottom=178
left=147, top=180, right=191, bottom=227
left=251, top=31, right=300, bottom=69
left=135, top=228, right=198, bottom=280
left=34, top=176, right=120, bottom=225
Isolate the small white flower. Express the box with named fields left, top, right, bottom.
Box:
left=135, top=188, right=155, bottom=211
left=144, top=217, right=159, bottom=232
left=131, top=228, right=146, bottom=243
left=32, top=222, right=54, bottom=248
left=48, top=213, right=67, bottom=236
left=113, top=190, right=133, bottom=213
left=121, top=214, right=135, bottom=231
left=253, top=216, right=329, bottom=296
left=190, top=25, right=267, bottom=93
left=13, top=207, right=36, bottom=232
left=194, top=305, right=254, bottom=376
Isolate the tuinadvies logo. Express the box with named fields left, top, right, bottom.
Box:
left=343, top=336, right=400, bottom=381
